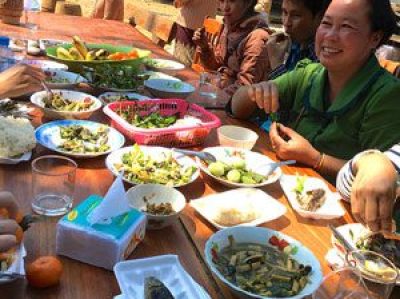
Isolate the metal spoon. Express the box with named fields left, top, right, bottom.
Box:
left=258, top=160, right=296, bottom=177
left=172, top=148, right=217, bottom=163
left=41, top=80, right=54, bottom=101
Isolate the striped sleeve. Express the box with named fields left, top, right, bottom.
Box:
left=336, top=144, right=400, bottom=202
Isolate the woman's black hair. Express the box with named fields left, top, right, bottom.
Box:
left=292, top=0, right=332, bottom=17
left=366, top=0, right=399, bottom=47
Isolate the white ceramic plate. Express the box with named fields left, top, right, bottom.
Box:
left=190, top=188, right=286, bottom=229
left=105, top=146, right=200, bottom=187
left=35, top=120, right=125, bottom=158
left=280, top=175, right=345, bottom=220
left=98, top=92, right=150, bottom=105
left=196, top=147, right=282, bottom=188
left=145, top=58, right=185, bottom=74
left=31, top=90, right=102, bottom=120
left=0, top=151, right=32, bottom=165
left=205, top=226, right=323, bottom=299
left=44, top=70, right=88, bottom=89
left=142, top=70, right=181, bottom=81
left=114, top=255, right=210, bottom=299
left=144, top=79, right=195, bottom=99
left=23, top=59, right=68, bottom=70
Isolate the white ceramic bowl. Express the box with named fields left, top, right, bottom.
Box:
left=205, top=226, right=323, bottom=299
left=144, top=79, right=195, bottom=99
left=217, top=125, right=259, bottom=150
left=31, top=90, right=102, bottom=120
left=44, top=70, right=88, bottom=89
left=145, top=58, right=185, bottom=76
left=126, top=184, right=186, bottom=230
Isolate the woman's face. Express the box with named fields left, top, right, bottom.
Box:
left=316, top=0, right=382, bottom=74
left=218, top=0, right=251, bottom=25
left=282, top=0, right=321, bottom=44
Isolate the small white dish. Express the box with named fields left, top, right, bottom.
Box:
left=217, top=125, right=259, bottom=150
left=196, top=146, right=282, bottom=188
left=44, top=70, right=88, bottom=89
left=144, top=79, right=195, bottom=99
left=105, top=146, right=200, bottom=188
left=39, top=39, right=67, bottom=51
left=126, top=184, right=186, bottom=230
left=280, top=175, right=345, bottom=220
left=35, top=120, right=125, bottom=159
left=98, top=92, right=150, bottom=105
left=0, top=244, right=26, bottom=285
left=31, top=89, right=102, bottom=120
left=114, top=255, right=209, bottom=299
left=145, top=58, right=185, bottom=76
left=23, top=59, right=68, bottom=70
left=190, top=188, right=286, bottom=229
left=205, top=226, right=323, bottom=299
left=0, top=151, right=32, bottom=165
left=141, top=70, right=181, bottom=81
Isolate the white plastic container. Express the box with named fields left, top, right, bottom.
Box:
left=114, top=255, right=210, bottom=299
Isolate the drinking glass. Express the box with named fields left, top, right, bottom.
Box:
left=32, top=155, right=77, bottom=216
left=198, top=71, right=221, bottom=100
left=346, top=250, right=398, bottom=299
left=24, top=0, right=41, bottom=31
left=312, top=267, right=370, bottom=299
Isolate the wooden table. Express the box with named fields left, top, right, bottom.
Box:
left=0, top=13, right=398, bottom=299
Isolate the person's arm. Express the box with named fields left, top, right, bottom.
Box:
left=0, top=191, right=19, bottom=252
left=91, top=0, right=105, bottom=19
left=0, top=64, right=45, bottom=99
left=337, top=148, right=399, bottom=232
left=194, top=27, right=222, bottom=71
left=174, top=0, right=191, bottom=8
left=103, top=0, right=124, bottom=21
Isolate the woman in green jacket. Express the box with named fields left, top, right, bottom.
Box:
left=231, top=0, right=400, bottom=178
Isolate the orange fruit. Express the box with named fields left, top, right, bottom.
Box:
left=26, top=256, right=63, bottom=288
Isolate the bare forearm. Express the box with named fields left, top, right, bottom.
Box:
left=231, top=85, right=258, bottom=119
left=319, top=154, right=347, bottom=178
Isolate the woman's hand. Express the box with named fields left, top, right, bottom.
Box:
left=0, top=64, right=45, bottom=99
left=351, top=152, right=398, bottom=232
left=0, top=191, right=19, bottom=252
left=192, top=27, right=208, bottom=49
left=246, top=81, right=280, bottom=114
left=269, top=122, right=320, bottom=166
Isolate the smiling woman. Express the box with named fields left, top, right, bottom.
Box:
left=231, top=0, right=400, bottom=179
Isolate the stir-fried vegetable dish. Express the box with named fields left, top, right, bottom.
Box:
left=117, top=109, right=178, bottom=129
left=114, top=144, right=196, bottom=186
left=212, top=235, right=312, bottom=297
left=58, top=125, right=110, bottom=153
left=43, top=94, right=94, bottom=112
left=207, top=153, right=266, bottom=184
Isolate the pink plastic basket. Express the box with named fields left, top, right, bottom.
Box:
left=103, top=99, right=221, bottom=147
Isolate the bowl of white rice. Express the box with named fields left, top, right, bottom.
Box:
left=0, top=116, right=36, bottom=164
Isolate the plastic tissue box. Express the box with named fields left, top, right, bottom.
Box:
left=56, top=195, right=146, bottom=270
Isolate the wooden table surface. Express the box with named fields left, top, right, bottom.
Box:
left=0, top=12, right=398, bottom=299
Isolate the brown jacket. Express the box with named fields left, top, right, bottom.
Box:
left=198, top=14, right=272, bottom=97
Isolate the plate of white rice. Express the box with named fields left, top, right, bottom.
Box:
left=0, top=116, right=36, bottom=164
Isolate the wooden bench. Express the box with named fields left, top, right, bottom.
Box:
left=127, top=4, right=175, bottom=47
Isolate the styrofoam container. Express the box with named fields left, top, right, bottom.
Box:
left=44, top=69, right=88, bottom=89
left=0, top=245, right=26, bottom=285
left=126, top=184, right=186, bottom=230
left=114, top=255, right=209, bottom=299
left=0, top=151, right=32, bottom=165
left=31, top=90, right=102, bottom=120
left=205, top=227, right=323, bottom=299
left=190, top=188, right=286, bottom=229
left=217, top=125, right=259, bottom=150
left=280, top=175, right=345, bottom=220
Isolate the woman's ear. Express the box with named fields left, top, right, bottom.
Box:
left=370, top=31, right=384, bottom=49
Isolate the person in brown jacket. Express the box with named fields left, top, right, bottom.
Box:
left=193, top=0, right=272, bottom=102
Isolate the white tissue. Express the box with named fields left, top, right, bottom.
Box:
left=87, top=174, right=131, bottom=225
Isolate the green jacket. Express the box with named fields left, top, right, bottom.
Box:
left=273, top=56, right=400, bottom=160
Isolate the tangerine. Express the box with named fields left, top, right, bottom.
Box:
left=26, top=256, right=63, bottom=288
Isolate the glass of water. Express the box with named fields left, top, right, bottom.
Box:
left=24, top=0, right=41, bottom=31
left=32, top=155, right=77, bottom=216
